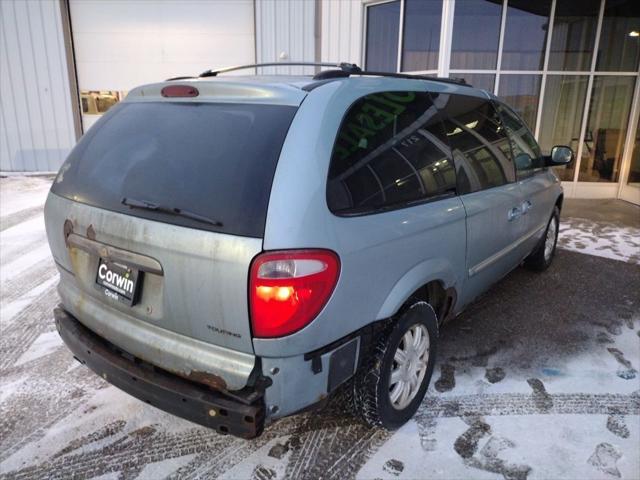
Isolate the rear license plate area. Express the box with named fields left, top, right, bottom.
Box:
left=95, top=258, right=140, bottom=306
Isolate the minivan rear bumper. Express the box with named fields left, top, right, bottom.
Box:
left=54, top=307, right=265, bottom=439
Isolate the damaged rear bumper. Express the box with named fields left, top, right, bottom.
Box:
left=54, top=307, right=265, bottom=439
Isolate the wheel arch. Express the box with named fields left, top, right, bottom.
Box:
left=376, top=258, right=458, bottom=325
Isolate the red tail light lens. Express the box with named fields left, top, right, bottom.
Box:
left=249, top=250, right=340, bottom=338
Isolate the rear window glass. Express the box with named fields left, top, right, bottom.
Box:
left=52, top=102, right=297, bottom=238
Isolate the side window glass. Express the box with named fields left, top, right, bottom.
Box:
left=496, top=102, right=543, bottom=177
left=435, top=93, right=515, bottom=194
left=327, top=91, right=456, bottom=214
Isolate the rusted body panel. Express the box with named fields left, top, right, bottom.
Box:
left=54, top=308, right=265, bottom=438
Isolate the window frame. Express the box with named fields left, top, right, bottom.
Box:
left=325, top=89, right=459, bottom=217
left=363, top=0, right=402, bottom=73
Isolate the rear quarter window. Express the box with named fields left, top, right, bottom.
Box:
left=52, top=102, right=297, bottom=238
left=327, top=91, right=456, bottom=215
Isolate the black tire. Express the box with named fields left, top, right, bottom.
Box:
left=524, top=206, right=560, bottom=272
left=352, top=301, right=438, bottom=429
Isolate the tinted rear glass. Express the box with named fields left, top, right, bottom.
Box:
left=52, top=102, right=297, bottom=238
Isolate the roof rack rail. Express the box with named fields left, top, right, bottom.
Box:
left=195, top=61, right=471, bottom=87
left=165, top=75, right=196, bottom=81
left=199, top=62, right=361, bottom=78
left=312, top=68, right=470, bottom=87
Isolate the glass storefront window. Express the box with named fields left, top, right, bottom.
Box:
left=501, top=0, right=552, bottom=71
left=497, top=74, right=542, bottom=131
left=578, top=76, right=636, bottom=182
left=456, top=73, right=495, bottom=92
left=365, top=1, right=401, bottom=72
left=548, top=0, right=599, bottom=71
left=450, top=0, right=502, bottom=70
left=596, top=0, right=640, bottom=72
left=538, top=76, right=589, bottom=181
left=401, top=0, right=442, bottom=71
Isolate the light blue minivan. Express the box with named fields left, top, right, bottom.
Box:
left=45, top=62, right=573, bottom=438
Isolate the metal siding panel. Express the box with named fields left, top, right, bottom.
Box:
left=13, top=0, right=45, bottom=171
left=1, top=1, right=36, bottom=171
left=254, top=0, right=315, bottom=76
left=30, top=0, right=61, bottom=171
left=320, top=0, right=362, bottom=65
left=0, top=0, right=75, bottom=172
left=25, top=0, right=53, bottom=171
left=70, top=0, right=255, bottom=89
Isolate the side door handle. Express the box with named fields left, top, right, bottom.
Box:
left=521, top=200, right=532, bottom=215
left=507, top=207, right=521, bottom=222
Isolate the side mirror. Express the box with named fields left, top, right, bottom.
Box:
left=546, top=145, right=573, bottom=166
left=515, top=153, right=533, bottom=171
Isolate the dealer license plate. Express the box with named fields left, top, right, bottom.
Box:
left=95, top=258, right=140, bottom=306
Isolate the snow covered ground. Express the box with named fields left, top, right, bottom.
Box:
left=0, top=176, right=638, bottom=480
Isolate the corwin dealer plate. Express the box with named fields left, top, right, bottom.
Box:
left=96, top=258, right=140, bottom=306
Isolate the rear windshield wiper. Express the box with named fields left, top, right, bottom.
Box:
left=121, top=197, right=223, bottom=227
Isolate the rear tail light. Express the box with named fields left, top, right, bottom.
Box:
left=249, top=250, right=340, bottom=338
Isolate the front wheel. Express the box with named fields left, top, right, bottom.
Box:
left=524, top=206, right=560, bottom=272
left=352, top=302, right=438, bottom=429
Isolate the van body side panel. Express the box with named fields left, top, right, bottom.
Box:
left=518, top=170, right=562, bottom=253
left=257, top=79, right=469, bottom=358
left=458, top=184, right=526, bottom=306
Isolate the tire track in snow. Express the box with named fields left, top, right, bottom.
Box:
left=0, top=284, right=58, bottom=372
left=0, top=349, right=105, bottom=463
left=417, top=391, right=640, bottom=418
left=2, top=389, right=639, bottom=479
left=0, top=233, right=48, bottom=268
left=0, top=205, right=44, bottom=232
left=0, top=244, right=53, bottom=287
left=0, top=260, right=57, bottom=306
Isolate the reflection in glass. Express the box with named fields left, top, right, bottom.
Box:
left=548, top=0, right=599, bottom=71
left=402, top=0, right=442, bottom=71
left=538, top=76, right=589, bottom=181
left=365, top=1, right=401, bottom=72
left=579, top=76, right=636, bottom=182
left=628, top=123, right=640, bottom=186
left=327, top=92, right=455, bottom=213
left=497, top=75, right=542, bottom=131
left=497, top=103, right=544, bottom=178
left=501, top=0, right=552, bottom=70
left=450, top=0, right=502, bottom=70
left=456, top=73, right=495, bottom=93
left=438, top=95, right=515, bottom=193
left=596, top=0, right=640, bottom=72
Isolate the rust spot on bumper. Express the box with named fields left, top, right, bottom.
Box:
left=186, top=371, right=228, bottom=391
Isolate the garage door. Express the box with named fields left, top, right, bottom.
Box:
left=69, top=0, right=255, bottom=131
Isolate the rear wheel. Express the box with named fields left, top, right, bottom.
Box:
left=524, top=206, right=560, bottom=272
left=352, top=302, right=438, bottom=429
